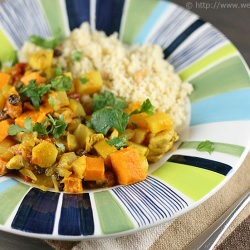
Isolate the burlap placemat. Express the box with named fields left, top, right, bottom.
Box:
left=47, top=152, right=250, bottom=250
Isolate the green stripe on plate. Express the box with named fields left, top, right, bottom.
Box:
left=179, top=43, right=238, bottom=81
left=0, top=29, right=17, bottom=63
left=179, top=141, right=245, bottom=157
left=120, top=0, right=158, bottom=44
left=94, top=191, right=134, bottom=234
left=152, top=162, right=225, bottom=201
left=40, top=0, right=67, bottom=38
left=0, top=183, right=29, bottom=225
left=189, top=55, right=250, bottom=103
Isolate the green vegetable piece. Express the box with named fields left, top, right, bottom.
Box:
left=50, top=75, right=72, bottom=92
left=29, top=35, right=59, bottom=49
left=107, top=137, right=127, bottom=150
left=130, top=98, right=154, bottom=115
left=80, top=77, right=89, bottom=84
left=48, top=96, right=55, bottom=108
left=93, top=91, right=127, bottom=112
left=54, top=65, right=62, bottom=76
left=196, top=140, right=215, bottom=154
left=72, top=51, right=81, bottom=61
left=19, top=80, right=50, bottom=110
left=90, top=108, right=129, bottom=135
left=47, top=114, right=67, bottom=139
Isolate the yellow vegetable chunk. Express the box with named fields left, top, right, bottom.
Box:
left=57, top=152, right=78, bottom=169
left=129, top=113, right=149, bottom=129
left=0, top=139, right=15, bottom=160
left=146, top=112, right=174, bottom=134
left=67, top=133, right=80, bottom=151
left=126, top=141, right=149, bottom=156
left=69, top=99, right=86, bottom=117
left=0, top=94, right=6, bottom=110
left=0, top=73, right=10, bottom=91
left=6, top=155, right=24, bottom=170
left=32, top=141, right=58, bottom=168
left=49, top=91, right=69, bottom=111
left=131, top=128, right=148, bottom=144
left=29, top=50, right=53, bottom=71
left=71, top=156, right=87, bottom=179
left=73, top=124, right=94, bottom=148
left=19, top=168, right=37, bottom=181
left=75, top=71, right=103, bottom=95
left=93, top=139, right=117, bottom=159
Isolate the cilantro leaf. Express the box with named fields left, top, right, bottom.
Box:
left=93, top=91, right=128, bottom=112
left=80, top=77, right=88, bottom=84
left=47, top=114, right=67, bottom=139
left=107, top=137, right=127, bottom=149
left=8, top=117, right=33, bottom=135
left=24, top=117, right=33, bottom=131
left=19, top=80, right=50, bottom=110
left=72, top=51, right=81, bottom=61
left=90, top=108, right=129, bottom=135
left=48, top=96, right=55, bottom=108
left=196, top=140, right=215, bottom=154
left=50, top=75, right=72, bottom=91
left=33, top=122, right=48, bottom=136
left=29, top=35, right=59, bottom=49
left=54, top=65, right=62, bottom=76
left=130, top=98, right=154, bottom=115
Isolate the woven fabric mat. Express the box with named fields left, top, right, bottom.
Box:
left=47, top=152, right=250, bottom=250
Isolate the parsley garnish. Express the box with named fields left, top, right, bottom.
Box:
left=93, top=91, right=128, bottom=112
left=90, top=108, right=129, bottom=135
left=8, top=115, right=67, bottom=139
left=29, top=35, right=59, bottom=49
left=48, top=96, right=55, bottom=108
left=72, top=51, right=81, bottom=61
left=80, top=77, right=88, bottom=84
left=54, top=65, right=62, bottom=76
left=50, top=75, right=72, bottom=91
left=107, top=137, right=127, bottom=149
left=47, top=114, right=67, bottom=139
left=130, top=98, right=154, bottom=115
left=19, top=80, right=50, bottom=110
left=196, top=140, right=215, bottom=154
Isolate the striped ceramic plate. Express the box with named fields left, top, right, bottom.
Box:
left=0, top=0, right=249, bottom=240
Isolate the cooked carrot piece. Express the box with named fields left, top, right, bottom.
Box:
left=0, top=120, right=11, bottom=143
left=109, top=146, right=148, bottom=185
left=15, top=110, right=47, bottom=127
left=21, top=72, right=46, bottom=85
left=63, top=175, right=83, bottom=193
left=0, top=158, right=7, bottom=176
left=84, top=157, right=105, bottom=181
left=0, top=73, right=11, bottom=91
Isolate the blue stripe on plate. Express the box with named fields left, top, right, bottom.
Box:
left=168, top=155, right=232, bottom=175
left=95, top=0, right=125, bottom=35
left=65, top=0, right=90, bottom=30
left=168, top=24, right=227, bottom=72
left=58, top=193, right=94, bottom=236
left=112, top=176, right=188, bottom=227
left=0, top=179, right=19, bottom=193
left=163, top=19, right=205, bottom=58
left=0, top=0, right=51, bottom=48
left=133, top=1, right=170, bottom=44
left=191, top=88, right=250, bottom=126
left=11, top=188, right=59, bottom=234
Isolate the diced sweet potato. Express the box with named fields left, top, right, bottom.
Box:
left=0, top=158, right=7, bottom=176
left=84, top=157, right=105, bottom=181
left=21, top=72, right=46, bottom=85
left=15, top=110, right=47, bottom=127
left=109, top=146, right=148, bottom=185
left=0, top=73, right=10, bottom=91
left=63, top=175, right=83, bottom=193
left=0, top=120, right=11, bottom=143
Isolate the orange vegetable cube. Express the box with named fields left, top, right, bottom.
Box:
left=109, top=146, right=148, bottom=185
left=15, top=110, right=47, bottom=127
left=0, top=120, right=11, bottom=143
left=84, top=157, right=105, bottom=181
left=0, top=158, right=7, bottom=176
left=63, top=175, right=83, bottom=193
left=21, top=72, right=46, bottom=85
left=0, top=73, right=11, bottom=91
